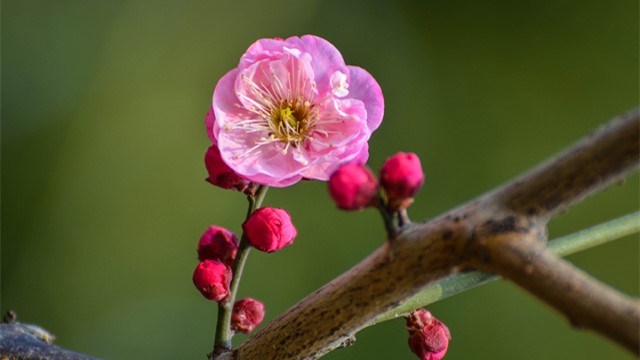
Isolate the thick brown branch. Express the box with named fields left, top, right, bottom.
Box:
left=221, top=109, right=640, bottom=359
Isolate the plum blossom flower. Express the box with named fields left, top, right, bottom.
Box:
left=209, top=35, right=384, bottom=187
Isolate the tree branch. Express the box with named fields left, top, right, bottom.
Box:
left=221, top=109, right=639, bottom=359
left=370, top=210, right=640, bottom=326
left=0, top=312, right=100, bottom=360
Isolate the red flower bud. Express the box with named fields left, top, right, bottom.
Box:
left=231, top=298, right=265, bottom=334
left=205, top=145, right=252, bottom=192
left=192, top=260, right=232, bottom=301
left=406, top=309, right=451, bottom=360
left=197, top=226, right=239, bottom=266
left=243, top=207, right=297, bottom=253
left=328, top=164, right=379, bottom=211
left=380, top=152, right=424, bottom=209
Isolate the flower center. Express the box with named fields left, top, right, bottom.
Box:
left=269, top=99, right=317, bottom=146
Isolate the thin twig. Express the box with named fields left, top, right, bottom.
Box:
left=212, top=186, right=268, bottom=356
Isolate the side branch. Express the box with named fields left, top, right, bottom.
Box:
left=476, top=232, right=640, bottom=353
left=223, top=110, right=639, bottom=359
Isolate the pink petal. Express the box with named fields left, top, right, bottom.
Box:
left=205, top=106, right=216, bottom=142
left=347, top=66, right=384, bottom=131
left=350, top=142, right=370, bottom=165
left=308, top=98, right=368, bottom=154
left=217, top=130, right=307, bottom=186
left=285, top=35, right=349, bottom=96
left=213, top=68, right=255, bottom=138
left=240, top=38, right=287, bottom=68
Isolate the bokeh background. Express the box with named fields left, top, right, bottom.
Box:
left=2, top=1, right=638, bottom=359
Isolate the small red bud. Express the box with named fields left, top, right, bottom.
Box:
left=205, top=144, right=251, bottom=192
left=197, top=226, right=239, bottom=266
left=243, top=207, right=297, bottom=253
left=328, top=164, right=379, bottom=211
left=406, top=309, right=451, bottom=360
left=231, top=298, right=265, bottom=334
left=380, top=152, right=424, bottom=210
left=192, top=260, right=232, bottom=301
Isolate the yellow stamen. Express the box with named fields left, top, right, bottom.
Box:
left=280, top=107, right=298, bottom=128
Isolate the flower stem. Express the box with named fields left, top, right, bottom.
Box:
left=376, top=193, right=399, bottom=238
left=212, top=185, right=269, bottom=357
left=369, top=211, right=640, bottom=326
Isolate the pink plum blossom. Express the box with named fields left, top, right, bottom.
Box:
left=209, top=35, right=384, bottom=187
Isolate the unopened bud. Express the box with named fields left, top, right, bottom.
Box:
left=231, top=298, right=265, bottom=334
left=243, top=207, right=297, bottom=253
left=197, top=226, right=239, bottom=266
left=380, top=152, right=424, bottom=210
left=328, top=164, right=378, bottom=211
left=192, top=260, right=232, bottom=301
left=205, top=145, right=252, bottom=192
left=406, top=309, right=451, bottom=360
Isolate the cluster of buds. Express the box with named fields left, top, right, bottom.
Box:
left=197, top=117, right=299, bottom=332
left=328, top=152, right=424, bottom=214
left=406, top=309, right=451, bottom=360
left=198, top=103, right=301, bottom=335
left=192, top=207, right=296, bottom=332
left=192, top=226, right=238, bottom=301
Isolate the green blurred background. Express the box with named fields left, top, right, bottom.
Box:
left=2, top=1, right=638, bottom=359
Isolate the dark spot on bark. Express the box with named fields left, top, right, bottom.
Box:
left=329, top=326, right=341, bottom=336
left=484, top=216, right=520, bottom=234
left=443, top=230, right=453, bottom=240
left=481, top=248, right=491, bottom=262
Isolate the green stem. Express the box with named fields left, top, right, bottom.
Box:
left=376, top=193, right=398, bottom=238
left=369, top=211, right=640, bottom=326
left=212, top=185, right=269, bottom=356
